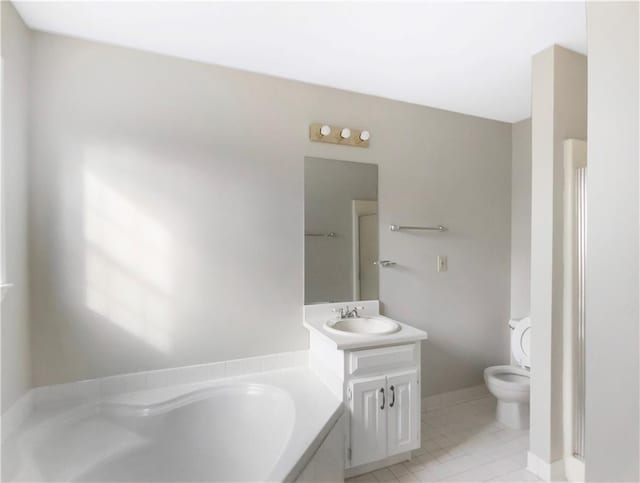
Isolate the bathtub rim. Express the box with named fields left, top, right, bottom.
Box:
left=2, top=367, right=345, bottom=483
left=99, top=381, right=293, bottom=418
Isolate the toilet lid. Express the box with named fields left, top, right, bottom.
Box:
left=511, top=317, right=531, bottom=368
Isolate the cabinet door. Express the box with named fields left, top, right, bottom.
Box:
left=350, top=375, right=387, bottom=467
left=387, top=369, right=420, bottom=456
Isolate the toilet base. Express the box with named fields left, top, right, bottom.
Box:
left=496, top=400, right=529, bottom=429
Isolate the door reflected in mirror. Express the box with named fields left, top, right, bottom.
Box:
left=304, top=157, right=378, bottom=304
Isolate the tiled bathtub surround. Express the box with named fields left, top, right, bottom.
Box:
left=2, top=350, right=307, bottom=440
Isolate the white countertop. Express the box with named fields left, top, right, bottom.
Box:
left=303, top=300, right=428, bottom=350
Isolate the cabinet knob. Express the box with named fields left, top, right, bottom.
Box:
left=390, top=385, right=395, bottom=407
left=379, top=388, right=385, bottom=410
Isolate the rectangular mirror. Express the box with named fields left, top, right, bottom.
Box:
left=304, top=157, right=378, bottom=304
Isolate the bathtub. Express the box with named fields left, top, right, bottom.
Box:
left=3, top=368, right=344, bottom=482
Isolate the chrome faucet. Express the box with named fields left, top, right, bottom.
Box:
left=333, top=305, right=365, bottom=319
left=345, top=306, right=364, bottom=318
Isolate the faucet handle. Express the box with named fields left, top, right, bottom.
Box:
left=332, top=307, right=346, bottom=318
left=353, top=305, right=365, bottom=317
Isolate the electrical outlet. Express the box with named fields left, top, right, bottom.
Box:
left=437, top=255, right=448, bottom=272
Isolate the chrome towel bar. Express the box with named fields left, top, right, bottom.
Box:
left=389, top=224, right=447, bottom=232
left=305, top=232, right=337, bottom=237
left=374, top=260, right=396, bottom=267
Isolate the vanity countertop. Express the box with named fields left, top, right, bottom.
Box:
left=303, top=300, right=428, bottom=350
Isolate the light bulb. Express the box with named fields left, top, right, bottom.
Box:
left=320, top=125, right=331, bottom=136
left=359, top=130, right=370, bottom=141
left=340, top=128, right=351, bottom=139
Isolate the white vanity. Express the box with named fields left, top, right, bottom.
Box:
left=304, top=300, right=428, bottom=478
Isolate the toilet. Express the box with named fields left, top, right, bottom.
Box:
left=484, top=317, right=531, bottom=430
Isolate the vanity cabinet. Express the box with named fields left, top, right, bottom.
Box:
left=387, top=370, right=420, bottom=456
left=349, top=369, right=419, bottom=467
left=307, top=331, right=423, bottom=476
left=350, top=375, right=387, bottom=466
left=304, top=300, right=427, bottom=477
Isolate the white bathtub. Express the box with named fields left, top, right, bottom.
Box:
left=3, top=368, right=343, bottom=482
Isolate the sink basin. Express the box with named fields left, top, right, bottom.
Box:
left=324, top=317, right=400, bottom=336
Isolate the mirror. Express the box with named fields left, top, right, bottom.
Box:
left=304, top=157, right=378, bottom=304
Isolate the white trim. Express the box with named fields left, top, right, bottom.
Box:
left=562, top=138, right=587, bottom=466
left=564, top=454, right=585, bottom=482
left=527, top=451, right=566, bottom=481
left=0, top=56, right=10, bottom=303
left=351, top=200, right=377, bottom=300
left=345, top=451, right=411, bottom=479
left=1, top=390, right=33, bottom=442
left=421, top=384, right=489, bottom=412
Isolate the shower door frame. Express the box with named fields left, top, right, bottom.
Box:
left=562, top=138, right=587, bottom=482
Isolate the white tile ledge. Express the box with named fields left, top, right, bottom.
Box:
left=7, top=350, right=308, bottom=425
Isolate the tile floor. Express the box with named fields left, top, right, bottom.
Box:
left=347, top=396, right=540, bottom=483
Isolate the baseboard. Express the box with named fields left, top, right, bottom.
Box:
left=1, top=390, right=33, bottom=442
left=422, top=384, right=490, bottom=412
left=564, top=455, right=585, bottom=482
left=527, top=451, right=566, bottom=481
left=345, top=451, right=411, bottom=478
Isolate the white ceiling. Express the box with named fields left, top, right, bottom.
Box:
left=13, top=1, right=587, bottom=123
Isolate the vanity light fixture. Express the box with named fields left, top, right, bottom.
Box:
left=308, top=123, right=370, bottom=148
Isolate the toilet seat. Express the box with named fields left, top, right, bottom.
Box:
left=484, top=365, right=530, bottom=393
left=510, top=317, right=531, bottom=368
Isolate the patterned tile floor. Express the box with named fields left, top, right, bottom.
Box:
left=347, top=396, right=539, bottom=483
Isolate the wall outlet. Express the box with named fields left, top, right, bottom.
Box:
left=437, top=255, right=448, bottom=272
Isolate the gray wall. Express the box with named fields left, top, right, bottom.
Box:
left=529, top=45, right=587, bottom=464
left=304, top=157, right=377, bottom=304
left=1, top=2, right=32, bottom=413
left=585, top=2, right=639, bottom=480
left=28, top=32, right=512, bottom=396
left=510, top=119, right=531, bottom=320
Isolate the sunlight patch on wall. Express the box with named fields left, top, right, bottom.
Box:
left=83, top=169, right=173, bottom=353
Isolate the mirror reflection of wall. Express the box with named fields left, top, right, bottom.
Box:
left=304, top=157, right=378, bottom=305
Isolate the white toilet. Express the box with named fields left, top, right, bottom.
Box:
left=484, top=317, right=531, bottom=430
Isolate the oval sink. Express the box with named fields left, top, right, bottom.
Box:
left=324, top=317, right=400, bottom=336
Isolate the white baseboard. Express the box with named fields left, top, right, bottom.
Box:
left=345, top=451, right=411, bottom=478
left=527, top=451, right=566, bottom=481
left=1, top=390, right=33, bottom=442
left=564, top=454, right=585, bottom=482
left=422, top=384, right=490, bottom=412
